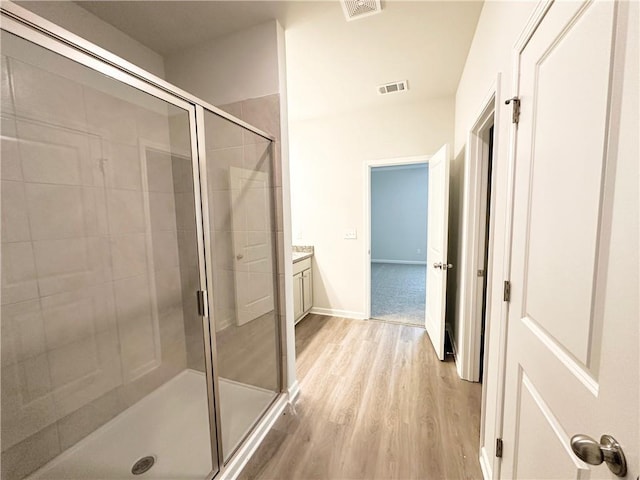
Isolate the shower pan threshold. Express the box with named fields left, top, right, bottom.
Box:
left=27, top=370, right=275, bottom=480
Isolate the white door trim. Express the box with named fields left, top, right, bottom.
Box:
left=363, top=155, right=431, bottom=320
left=458, top=76, right=500, bottom=383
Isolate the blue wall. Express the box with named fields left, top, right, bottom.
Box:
left=371, top=163, right=428, bottom=263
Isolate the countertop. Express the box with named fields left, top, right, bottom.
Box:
left=293, top=251, right=313, bottom=263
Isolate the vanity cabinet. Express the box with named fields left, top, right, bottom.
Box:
left=293, top=257, right=313, bottom=324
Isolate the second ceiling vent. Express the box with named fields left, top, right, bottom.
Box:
left=341, top=0, right=382, bottom=21
left=378, top=80, right=409, bottom=95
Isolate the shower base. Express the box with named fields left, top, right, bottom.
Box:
left=27, top=370, right=275, bottom=479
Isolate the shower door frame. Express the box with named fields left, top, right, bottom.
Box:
left=0, top=2, right=284, bottom=478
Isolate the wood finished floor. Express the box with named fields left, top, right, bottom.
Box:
left=238, top=314, right=483, bottom=480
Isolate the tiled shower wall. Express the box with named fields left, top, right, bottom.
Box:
left=0, top=51, right=198, bottom=479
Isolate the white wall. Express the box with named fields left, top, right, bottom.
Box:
left=14, top=1, right=165, bottom=77
left=291, top=97, right=453, bottom=318
left=371, top=165, right=429, bottom=263
left=164, top=21, right=279, bottom=106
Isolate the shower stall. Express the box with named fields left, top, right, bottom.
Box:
left=0, top=4, right=285, bottom=480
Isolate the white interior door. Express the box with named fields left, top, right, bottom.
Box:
left=229, top=166, right=274, bottom=326
left=425, top=144, right=450, bottom=360
left=501, top=1, right=638, bottom=478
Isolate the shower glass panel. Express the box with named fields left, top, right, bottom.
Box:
left=203, top=111, right=280, bottom=461
left=0, top=31, right=217, bottom=480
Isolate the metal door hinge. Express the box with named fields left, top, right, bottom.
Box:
left=477, top=269, right=485, bottom=277
left=496, top=438, right=503, bottom=458
left=196, top=290, right=208, bottom=317
left=503, top=281, right=511, bottom=302
left=505, top=97, right=521, bottom=124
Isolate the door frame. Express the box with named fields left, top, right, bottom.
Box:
left=457, top=76, right=501, bottom=383
left=363, top=155, right=431, bottom=321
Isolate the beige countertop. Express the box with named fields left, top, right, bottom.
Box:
left=292, top=251, right=313, bottom=263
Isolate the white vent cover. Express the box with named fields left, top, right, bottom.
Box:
left=378, top=80, right=409, bottom=95
left=341, top=0, right=382, bottom=21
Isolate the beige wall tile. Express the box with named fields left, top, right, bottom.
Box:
left=206, top=146, right=243, bottom=191
left=1, top=55, right=14, bottom=116
left=103, top=142, right=141, bottom=191
left=56, top=388, right=122, bottom=451
left=176, top=229, right=199, bottom=269
left=1, top=241, right=38, bottom=305
left=1, top=118, right=21, bottom=181
left=52, top=328, right=122, bottom=419
left=171, top=155, right=194, bottom=194
left=107, top=188, right=145, bottom=234
left=15, top=121, right=96, bottom=188
left=110, top=233, right=148, bottom=280
left=1, top=423, right=60, bottom=480
left=274, top=186, right=284, bottom=233
left=241, top=95, right=280, bottom=143
left=151, top=231, right=180, bottom=270
left=11, top=59, right=87, bottom=131
left=174, top=191, right=196, bottom=231
left=1, top=356, right=57, bottom=450
left=84, top=87, right=138, bottom=145
left=1, top=180, right=30, bottom=242
left=1, top=300, right=45, bottom=367
left=146, top=149, right=174, bottom=192
left=148, top=191, right=177, bottom=231
left=243, top=141, right=273, bottom=176
left=154, top=266, right=184, bottom=313
left=211, top=189, right=232, bottom=232
left=33, top=237, right=111, bottom=297
left=136, top=107, right=171, bottom=147
left=168, top=113, right=192, bottom=158
left=25, top=183, right=85, bottom=240
left=205, top=109, right=244, bottom=150
left=48, top=338, right=100, bottom=390
left=113, top=274, right=159, bottom=378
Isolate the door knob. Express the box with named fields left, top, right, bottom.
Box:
left=570, top=434, right=627, bottom=477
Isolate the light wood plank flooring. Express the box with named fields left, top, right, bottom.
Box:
left=239, top=314, right=482, bottom=480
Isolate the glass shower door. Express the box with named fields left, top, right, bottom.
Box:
left=1, top=29, right=218, bottom=480
left=201, top=110, right=280, bottom=461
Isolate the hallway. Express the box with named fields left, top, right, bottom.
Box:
left=239, top=315, right=482, bottom=479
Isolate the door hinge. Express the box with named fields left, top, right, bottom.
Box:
left=503, top=281, right=511, bottom=302
left=477, top=269, right=485, bottom=277
left=196, top=290, right=208, bottom=317
left=496, top=438, right=503, bottom=458
left=505, top=97, right=521, bottom=124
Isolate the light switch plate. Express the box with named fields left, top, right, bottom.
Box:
left=344, top=228, right=357, bottom=239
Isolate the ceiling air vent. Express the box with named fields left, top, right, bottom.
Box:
left=341, top=0, right=382, bottom=21
left=378, top=80, right=409, bottom=95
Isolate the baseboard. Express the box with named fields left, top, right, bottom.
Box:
left=288, top=380, right=300, bottom=404
left=479, top=446, right=492, bottom=480
left=310, top=307, right=367, bottom=320
left=221, top=393, right=288, bottom=480
left=371, top=259, right=427, bottom=265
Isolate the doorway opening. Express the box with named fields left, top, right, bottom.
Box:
left=369, top=163, right=429, bottom=326
left=477, top=124, right=494, bottom=379
left=364, top=156, right=432, bottom=328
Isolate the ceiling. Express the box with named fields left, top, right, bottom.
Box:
left=75, top=1, right=334, bottom=56
left=51, top=1, right=484, bottom=120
